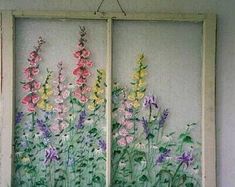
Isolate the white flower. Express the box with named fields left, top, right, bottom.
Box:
left=62, top=133, right=70, bottom=141
left=162, top=135, right=172, bottom=143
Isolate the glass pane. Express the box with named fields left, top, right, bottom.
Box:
left=14, top=18, right=107, bottom=186
left=112, top=20, right=202, bottom=186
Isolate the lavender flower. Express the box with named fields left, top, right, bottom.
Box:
left=98, top=139, right=106, bottom=152
left=36, top=119, right=51, bottom=138
left=141, top=117, right=150, bottom=137
left=15, top=112, right=24, bottom=124
left=177, top=151, right=193, bottom=167
left=159, top=109, right=169, bottom=128
left=156, top=149, right=171, bottom=164
left=44, top=147, right=59, bottom=164
left=76, top=110, right=86, bottom=129
left=143, top=95, right=158, bottom=109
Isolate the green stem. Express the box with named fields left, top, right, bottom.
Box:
left=172, top=162, right=183, bottom=186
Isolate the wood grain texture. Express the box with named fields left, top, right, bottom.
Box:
left=106, top=18, right=112, bottom=187
left=202, top=14, right=216, bottom=187
left=0, top=11, right=14, bottom=187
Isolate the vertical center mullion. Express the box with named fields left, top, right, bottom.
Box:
left=106, top=18, right=113, bottom=187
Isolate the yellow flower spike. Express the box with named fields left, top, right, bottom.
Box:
left=136, top=92, right=144, bottom=99
left=45, top=104, right=53, bottom=111
left=132, top=100, right=140, bottom=108
left=128, top=54, right=147, bottom=109
left=37, top=71, right=53, bottom=111
left=21, top=157, right=30, bottom=163
left=88, top=104, right=95, bottom=111
left=89, top=69, right=106, bottom=110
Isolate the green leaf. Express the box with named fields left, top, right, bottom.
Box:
left=186, top=183, right=194, bottom=187
left=146, top=133, right=154, bottom=140
left=89, top=128, right=97, bottom=134
left=139, top=175, right=148, bottom=182
left=183, top=135, right=193, bottom=143
left=159, top=147, right=167, bottom=153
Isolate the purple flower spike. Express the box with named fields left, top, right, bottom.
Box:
left=159, top=109, right=169, bottom=128
left=177, top=151, right=193, bottom=167
left=76, top=110, right=86, bottom=129
left=98, top=139, right=106, bottom=152
left=44, top=147, right=59, bottom=165
left=16, top=112, right=24, bottom=124
left=156, top=149, right=171, bottom=165
left=141, top=117, right=149, bottom=137
left=143, top=95, right=158, bottom=109
left=36, top=119, right=51, bottom=138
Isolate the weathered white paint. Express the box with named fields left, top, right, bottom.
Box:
left=1, top=1, right=235, bottom=186
left=0, top=11, right=216, bottom=187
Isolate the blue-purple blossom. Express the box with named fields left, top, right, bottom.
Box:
left=141, top=117, right=150, bottom=137
left=16, top=112, right=24, bottom=124
left=76, top=110, right=86, bottom=129
left=36, top=119, right=51, bottom=138
left=98, top=139, right=106, bottom=152
left=156, top=149, right=171, bottom=164
left=159, top=109, right=169, bottom=128
left=67, top=157, right=75, bottom=166
left=143, top=95, right=158, bottom=108
left=177, top=151, right=193, bottom=167
left=44, top=147, right=59, bottom=164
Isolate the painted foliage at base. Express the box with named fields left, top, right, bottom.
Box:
left=14, top=27, right=106, bottom=187
left=111, top=54, right=201, bottom=187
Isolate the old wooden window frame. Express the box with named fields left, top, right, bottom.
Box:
left=0, top=11, right=216, bottom=187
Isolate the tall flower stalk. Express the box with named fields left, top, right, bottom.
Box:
left=21, top=37, right=45, bottom=112
left=128, top=54, right=147, bottom=109
left=88, top=69, right=106, bottom=111
left=37, top=70, right=53, bottom=111
left=51, top=62, right=70, bottom=133
left=73, top=26, right=93, bottom=104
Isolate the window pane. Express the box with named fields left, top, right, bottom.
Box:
left=14, top=18, right=107, bottom=186
left=112, top=20, right=202, bottom=186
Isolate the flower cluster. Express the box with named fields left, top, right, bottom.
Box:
left=76, top=110, right=86, bottom=129
left=155, top=149, right=171, bottom=165
left=36, top=119, right=51, bottom=138
left=128, top=54, right=147, bottom=109
left=37, top=70, right=53, bottom=111
left=177, top=151, right=194, bottom=167
left=15, top=112, right=24, bottom=124
left=51, top=62, right=70, bottom=133
left=143, top=95, right=158, bottom=109
left=44, top=146, right=59, bottom=165
left=159, top=109, right=169, bottom=128
left=21, top=37, right=45, bottom=112
left=117, top=99, right=134, bottom=146
left=88, top=69, right=106, bottom=111
left=73, top=26, right=93, bottom=103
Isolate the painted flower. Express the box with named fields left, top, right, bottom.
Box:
left=141, top=117, right=150, bottom=137
left=143, top=95, right=158, bottom=109
left=73, top=26, right=93, bottom=103
left=36, top=119, right=51, bottom=138
left=88, top=69, right=106, bottom=111
left=117, top=136, right=134, bottom=146
left=37, top=70, right=53, bottom=111
left=21, top=37, right=45, bottom=112
left=53, top=62, right=69, bottom=133
left=156, top=149, right=171, bottom=165
left=159, top=109, right=169, bottom=128
left=177, top=151, right=193, bottom=167
left=15, top=112, right=24, bottom=124
left=44, top=147, right=59, bottom=164
left=98, top=139, right=106, bottom=152
left=76, top=110, right=86, bottom=129
left=128, top=54, right=147, bottom=109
